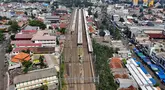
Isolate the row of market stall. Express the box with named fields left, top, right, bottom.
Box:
left=133, top=48, right=165, bottom=83
left=126, top=58, right=156, bottom=90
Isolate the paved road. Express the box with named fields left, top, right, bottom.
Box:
left=0, top=39, right=9, bottom=90
left=64, top=9, right=96, bottom=90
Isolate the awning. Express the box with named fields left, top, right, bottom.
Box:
left=150, top=64, right=158, bottom=71
left=136, top=62, right=141, bottom=66
left=149, top=78, right=156, bottom=85
left=157, top=72, right=165, bottom=79
left=140, top=66, right=148, bottom=74
left=157, top=66, right=164, bottom=73
left=163, top=80, right=165, bottom=83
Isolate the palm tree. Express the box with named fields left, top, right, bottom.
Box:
left=39, top=55, right=45, bottom=68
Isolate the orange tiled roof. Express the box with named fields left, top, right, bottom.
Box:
left=110, top=57, right=123, bottom=69
left=114, top=74, right=128, bottom=79
left=119, top=85, right=137, bottom=90
left=11, top=58, right=19, bottom=63
left=11, top=52, right=31, bottom=63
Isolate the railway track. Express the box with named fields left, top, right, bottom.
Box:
left=64, top=8, right=96, bottom=90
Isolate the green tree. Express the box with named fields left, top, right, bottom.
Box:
left=60, top=28, right=66, bottom=34
left=94, top=11, right=98, bottom=19
left=115, top=48, right=120, bottom=53
left=88, top=7, right=92, bottom=16
left=10, top=35, right=15, bottom=40
left=119, top=17, right=125, bottom=22
left=8, top=21, right=20, bottom=33
left=99, top=30, right=105, bottom=37
left=0, top=31, right=4, bottom=41
left=7, top=20, right=13, bottom=25
left=6, top=45, right=13, bottom=53
left=21, top=49, right=30, bottom=54
left=31, top=14, right=35, bottom=19
left=99, top=30, right=106, bottom=41
left=56, top=27, right=60, bottom=31
left=2, top=16, right=9, bottom=20
left=0, top=16, right=2, bottom=20
left=102, top=18, right=107, bottom=25
left=122, top=58, right=127, bottom=65
left=23, top=67, right=28, bottom=74
left=113, top=28, right=121, bottom=40
left=148, top=8, right=152, bottom=14
left=22, top=60, right=32, bottom=73
left=22, top=60, right=32, bottom=68
left=29, top=20, right=46, bottom=30
left=99, top=25, right=105, bottom=30
left=40, top=85, right=48, bottom=90
left=39, top=55, right=46, bottom=68
left=24, top=11, right=28, bottom=16
left=132, top=14, right=137, bottom=17
left=154, top=83, right=159, bottom=87
left=56, top=37, right=60, bottom=45
left=92, top=40, right=118, bottom=90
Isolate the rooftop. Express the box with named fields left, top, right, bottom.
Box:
left=21, top=30, right=37, bottom=34
left=24, top=25, right=38, bottom=30
left=15, top=33, right=34, bottom=39
left=12, top=47, right=55, bottom=54
left=45, top=15, right=60, bottom=19
left=11, top=40, right=33, bottom=45
left=60, top=23, right=67, bottom=28
left=116, top=78, right=138, bottom=89
left=110, top=57, right=123, bottom=69
left=14, top=68, right=57, bottom=84
left=11, top=52, right=30, bottom=63
left=32, top=30, right=56, bottom=41
left=16, top=43, right=42, bottom=47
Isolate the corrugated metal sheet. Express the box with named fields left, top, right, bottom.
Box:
left=144, top=30, right=162, bottom=34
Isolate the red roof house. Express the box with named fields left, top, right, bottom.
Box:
left=15, top=33, right=34, bottom=40
left=60, top=23, right=67, bottom=29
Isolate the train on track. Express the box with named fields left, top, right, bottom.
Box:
left=71, top=9, right=77, bottom=32
left=76, top=9, right=93, bottom=53
left=82, top=9, right=93, bottom=53
left=77, top=9, right=83, bottom=45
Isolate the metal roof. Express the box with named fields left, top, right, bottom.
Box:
left=14, top=68, right=57, bottom=84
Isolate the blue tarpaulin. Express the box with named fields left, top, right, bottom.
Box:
left=140, top=56, right=147, bottom=59
left=133, top=48, right=137, bottom=51
left=140, top=66, right=148, bottom=74
left=149, top=78, right=156, bottom=85
left=133, top=58, right=136, bottom=60
left=157, top=72, right=165, bottom=79
left=143, top=59, right=151, bottom=65
left=150, top=64, right=158, bottom=71
left=157, top=66, right=164, bottom=73
left=136, top=62, right=141, bottom=66
left=163, top=80, right=165, bottom=83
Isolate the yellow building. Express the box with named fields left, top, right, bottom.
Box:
left=149, top=0, right=154, bottom=7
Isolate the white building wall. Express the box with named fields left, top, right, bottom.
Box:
left=34, top=40, right=56, bottom=47
left=0, top=11, right=12, bottom=18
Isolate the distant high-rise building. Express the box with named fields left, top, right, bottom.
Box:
left=143, top=0, right=148, bottom=6
left=149, top=0, right=154, bottom=7
left=133, top=0, right=138, bottom=6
